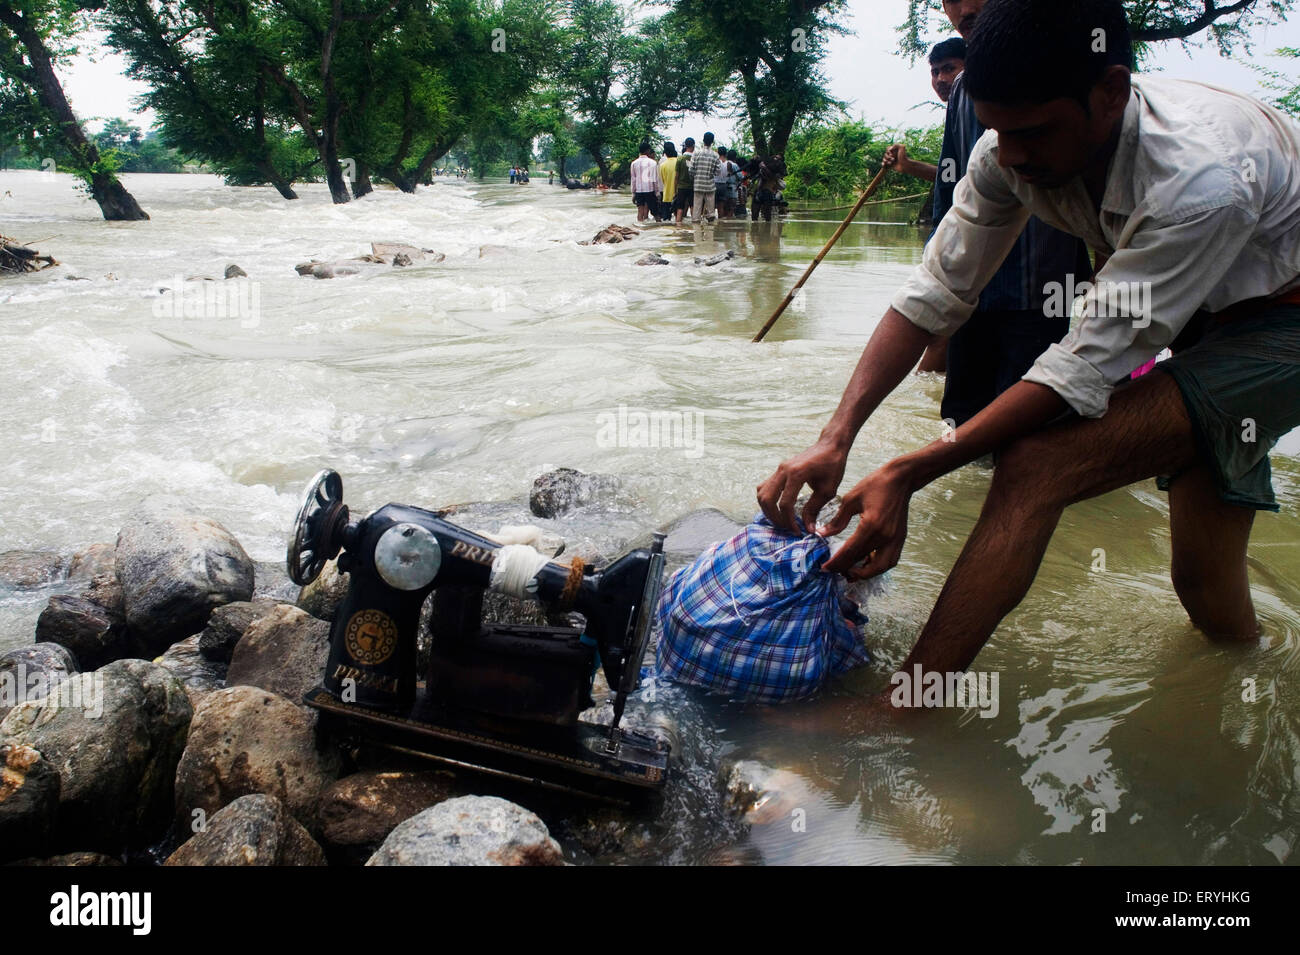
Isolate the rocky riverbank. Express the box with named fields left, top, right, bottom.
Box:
left=0, top=468, right=781, bottom=866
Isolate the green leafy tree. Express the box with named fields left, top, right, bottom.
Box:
left=0, top=0, right=148, bottom=219
left=561, top=0, right=710, bottom=183
left=670, top=0, right=847, bottom=157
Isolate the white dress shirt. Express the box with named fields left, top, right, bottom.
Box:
left=891, top=76, right=1300, bottom=418
left=631, top=156, right=663, bottom=195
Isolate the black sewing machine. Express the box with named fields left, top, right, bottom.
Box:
left=286, top=469, right=669, bottom=799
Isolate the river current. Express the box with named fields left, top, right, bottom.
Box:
left=2, top=170, right=1297, bottom=865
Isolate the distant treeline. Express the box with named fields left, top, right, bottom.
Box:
left=0, top=119, right=193, bottom=174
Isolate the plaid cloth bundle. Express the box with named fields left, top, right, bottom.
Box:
left=655, top=515, right=871, bottom=703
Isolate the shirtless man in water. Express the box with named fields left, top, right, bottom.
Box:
left=757, top=0, right=1300, bottom=720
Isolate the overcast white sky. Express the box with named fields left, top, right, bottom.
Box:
left=61, top=0, right=1300, bottom=143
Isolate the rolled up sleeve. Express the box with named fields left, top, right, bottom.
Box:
left=1024, top=201, right=1259, bottom=418
left=891, top=131, right=1031, bottom=336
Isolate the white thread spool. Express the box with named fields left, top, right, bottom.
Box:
left=489, top=544, right=551, bottom=599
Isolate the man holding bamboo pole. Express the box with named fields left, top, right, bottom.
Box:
left=758, top=0, right=1300, bottom=710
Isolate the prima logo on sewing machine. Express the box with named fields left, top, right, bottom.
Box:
left=344, top=609, right=399, bottom=665
left=450, top=539, right=494, bottom=565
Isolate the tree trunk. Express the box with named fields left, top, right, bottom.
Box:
left=593, top=154, right=610, bottom=184
left=740, top=66, right=769, bottom=157
left=351, top=161, right=373, bottom=199
left=381, top=165, right=416, bottom=193
left=412, top=133, right=459, bottom=186
left=0, top=2, right=148, bottom=221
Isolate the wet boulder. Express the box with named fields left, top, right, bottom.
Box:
left=365, top=795, right=564, bottom=866
left=157, top=635, right=227, bottom=707
left=371, top=242, right=444, bottom=265
left=296, top=558, right=350, bottom=622
left=36, top=573, right=129, bottom=670
left=0, top=643, right=78, bottom=722
left=225, top=604, right=329, bottom=703
left=0, top=743, right=60, bottom=862
left=317, top=770, right=461, bottom=865
left=115, top=495, right=255, bottom=657
left=635, top=253, right=669, bottom=266
left=173, top=686, right=341, bottom=832
left=0, top=660, right=192, bottom=852
left=224, top=264, right=248, bottom=279
left=586, top=224, right=640, bottom=245
left=197, top=598, right=282, bottom=664
left=165, top=794, right=325, bottom=866
left=66, top=543, right=115, bottom=581
left=694, top=250, right=735, bottom=267
left=529, top=467, right=621, bottom=519
left=0, top=551, right=66, bottom=590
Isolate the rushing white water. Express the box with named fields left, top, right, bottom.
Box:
left=2, top=170, right=1298, bottom=866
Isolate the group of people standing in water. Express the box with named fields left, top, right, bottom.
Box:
left=628, top=134, right=787, bottom=226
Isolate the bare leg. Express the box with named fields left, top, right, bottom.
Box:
left=917, top=337, right=949, bottom=374
left=1168, top=464, right=1259, bottom=639
left=901, top=371, right=1201, bottom=675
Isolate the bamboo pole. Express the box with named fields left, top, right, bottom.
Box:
left=751, top=165, right=890, bottom=343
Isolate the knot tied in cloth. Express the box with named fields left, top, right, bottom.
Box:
left=655, top=515, right=871, bottom=703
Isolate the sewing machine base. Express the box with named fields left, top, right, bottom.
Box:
left=304, top=685, right=669, bottom=802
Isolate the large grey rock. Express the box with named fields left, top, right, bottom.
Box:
left=0, top=660, right=192, bottom=852
left=226, top=604, right=329, bottom=703
left=0, top=743, right=60, bottom=862
left=198, top=599, right=281, bottom=663
left=296, top=558, right=349, bottom=622
left=66, top=543, right=115, bottom=582
left=529, top=467, right=621, bottom=519
left=365, top=795, right=564, bottom=866
left=317, top=770, right=460, bottom=864
left=0, top=551, right=66, bottom=590
left=158, top=635, right=227, bottom=707
left=0, top=643, right=78, bottom=722
left=115, top=496, right=255, bottom=656
left=165, top=793, right=325, bottom=866
left=173, top=686, right=340, bottom=832
left=34, top=593, right=127, bottom=671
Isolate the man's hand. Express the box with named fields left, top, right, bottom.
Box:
left=882, top=143, right=909, bottom=173
left=757, top=440, right=848, bottom=533
left=819, top=463, right=912, bottom=580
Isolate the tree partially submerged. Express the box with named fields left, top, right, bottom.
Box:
left=0, top=0, right=149, bottom=219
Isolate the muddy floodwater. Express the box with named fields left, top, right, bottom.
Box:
left=2, top=171, right=1298, bottom=865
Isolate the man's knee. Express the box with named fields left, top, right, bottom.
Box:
left=987, top=432, right=1071, bottom=513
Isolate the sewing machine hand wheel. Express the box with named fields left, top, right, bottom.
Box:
left=287, top=469, right=349, bottom=586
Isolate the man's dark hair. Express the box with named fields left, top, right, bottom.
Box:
left=639, top=141, right=652, bottom=155
left=663, top=141, right=677, bottom=158
left=929, top=37, right=966, bottom=64
left=964, top=0, right=1133, bottom=108
left=683, top=136, right=695, bottom=148
left=717, top=146, right=727, bottom=157
left=703, top=131, right=715, bottom=146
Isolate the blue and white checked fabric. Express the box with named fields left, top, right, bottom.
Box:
left=655, top=516, right=871, bottom=703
